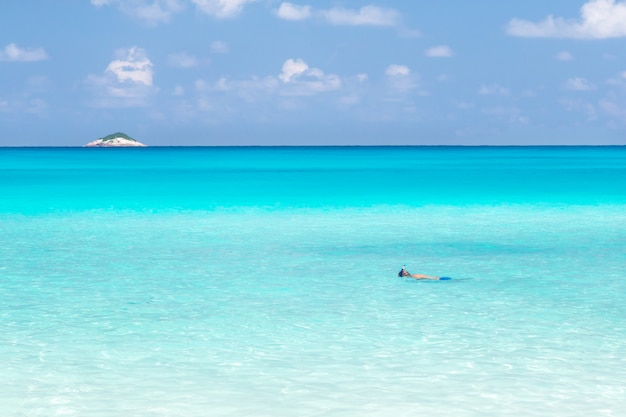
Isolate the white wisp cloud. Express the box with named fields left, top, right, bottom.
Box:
left=0, top=43, right=48, bottom=62
left=425, top=45, right=454, bottom=58
left=385, top=64, right=410, bottom=77
left=210, top=40, right=230, bottom=53
left=563, top=77, right=595, bottom=91
left=555, top=51, right=573, bottom=61
left=168, top=51, right=199, bottom=68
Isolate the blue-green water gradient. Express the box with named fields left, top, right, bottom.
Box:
left=1, top=147, right=625, bottom=416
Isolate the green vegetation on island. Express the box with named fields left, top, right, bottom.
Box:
left=100, top=132, right=137, bottom=142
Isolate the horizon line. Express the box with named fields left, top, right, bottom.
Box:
left=2, top=144, right=626, bottom=149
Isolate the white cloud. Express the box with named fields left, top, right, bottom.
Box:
left=555, top=51, right=573, bottom=61
left=91, top=0, right=256, bottom=22
left=385, top=64, right=410, bottom=77
left=91, top=0, right=185, bottom=25
left=425, top=45, right=454, bottom=58
left=506, top=0, right=626, bottom=39
left=191, top=0, right=255, bottom=18
left=279, top=58, right=309, bottom=83
left=168, top=51, right=199, bottom=68
left=210, top=40, right=229, bottom=53
left=321, top=5, right=400, bottom=27
left=278, top=58, right=341, bottom=95
left=276, top=2, right=311, bottom=21
left=384, top=65, right=418, bottom=94
left=0, top=43, right=48, bottom=62
left=563, top=77, right=595, bottom=91
left=86, top=47, right=156, bottom=107
left=106, top=47, right=153, bottom=85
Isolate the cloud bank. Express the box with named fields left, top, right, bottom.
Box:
left=191, top=0, right=255, bottom=18
left=193, top=58, right=341, bottom=103
left=320, top=5, right=400, bottom=26
left=275, top=2, right=401, bottom=27
left=91, top=0, right=185, bottom=25
left=91, top=0, right=255, bottom=23
left=506, top=0, right=626, bottom=39
left=92, top=0, right=410, bottom=31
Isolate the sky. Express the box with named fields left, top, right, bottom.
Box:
left=2, top=0, right=626, bottom=146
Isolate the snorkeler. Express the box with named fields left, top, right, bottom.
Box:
left=398, top=265, right=449, bottom=280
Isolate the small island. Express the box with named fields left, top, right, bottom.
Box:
left=84, top=132, right=147, bottom=147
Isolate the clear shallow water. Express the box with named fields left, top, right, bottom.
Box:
left=1, top=147, right=625, bottom=416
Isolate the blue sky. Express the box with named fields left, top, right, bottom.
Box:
left=2, top=0, right=626, bottom=145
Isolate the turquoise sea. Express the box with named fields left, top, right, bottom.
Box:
left=1, top=146, right=625, bottom=416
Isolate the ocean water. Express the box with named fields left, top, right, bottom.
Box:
left=1, top=146, right=625, bottom=417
